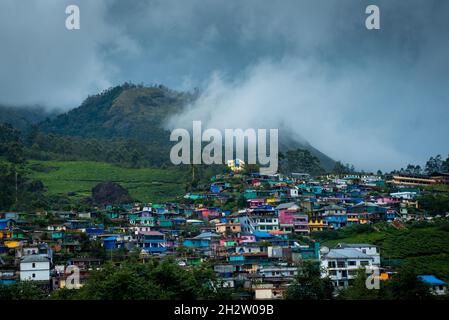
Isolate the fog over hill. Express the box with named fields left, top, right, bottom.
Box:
left=37, top=83, right=335, bottom=171
left=0, top=0, right=448, bottom=170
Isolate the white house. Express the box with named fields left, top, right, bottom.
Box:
left=20, top=255, right=50, bottom=281
left=259, top=266, right=298, bottom=279
left=320, top=248, right=375, bottom=288
left=390, top=191, right=417, bottom=200
left=289, top=187, right=299, bottom=197
left=418, top=275, right=448, bottom=295
left=335, top=243, right=381, bottom=265
left=239, top=215, right=279, bottom=233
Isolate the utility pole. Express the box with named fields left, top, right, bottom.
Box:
left=15, top=171, right=18, bottom=204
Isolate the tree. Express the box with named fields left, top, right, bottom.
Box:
left=280, top=149, right=325, bottom=176
left=404, top=164, right=422, bottom=175
left=383, top=268, right=433, bottom=300
left=442, top=154, right=449, bottom=173
left=425, top=155, right=443, bottom=174
left=338, top=269, right=381, bottom=300
left=74, top=258, right=222, bottom=300
left=284, top=261, right=334, bottom=300
left=0, top=281, right=47, bottom=300
left=237, top=195, right=247, bottom=209
left=333, top=161, right=355, bottom=175
left=0, top=123, right=25, bottom=164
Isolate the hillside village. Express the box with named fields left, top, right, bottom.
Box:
left=1, top=160, right=449, bottom=299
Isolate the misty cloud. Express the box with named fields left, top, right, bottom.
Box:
left=0, top=0, right=139, bottom=109
left=0, top=0, right=448, bottom=170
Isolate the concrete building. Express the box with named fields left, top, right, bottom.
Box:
left=320, top=248, right=376, bottom=288
left=20, top=255, right=50, bottom=282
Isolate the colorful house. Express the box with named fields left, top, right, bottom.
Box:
left=137, top=231, right=167, bottom=253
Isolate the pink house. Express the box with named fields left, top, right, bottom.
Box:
left=248, top=199, right=265, bottom=208
left=239, top=234, right=256, bottom=243
left=376, top=197, right=399, bottom=205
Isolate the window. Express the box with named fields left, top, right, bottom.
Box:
left=32, top=273, right=36, bottom=278
left=348, top=261, right=356, bottom=266
left=360, top=261, right=369, bottom=266
left=32, top=263, right=36, bottom=268
left=328, top=261, right=336, bottom=268
left=329, top=270, right=337, bottom=276
left=337, top=281, right=345, bottom=287
left=337, top=261, right=345, bottom=268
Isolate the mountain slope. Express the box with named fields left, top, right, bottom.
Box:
left=38, top=83, right=335, bottom=171
left=0, top=105, right=56, bottom=131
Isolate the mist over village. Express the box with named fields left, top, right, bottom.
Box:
left=0, top=0, right=449, bottom=307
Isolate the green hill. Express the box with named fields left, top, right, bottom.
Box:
left=317, top=221, right=449, bottom=281
left=36, top=83, right=335, bottom=172
left=0, top=105, right=56, bottom=131
left=28, top=160, right=189, bottom=203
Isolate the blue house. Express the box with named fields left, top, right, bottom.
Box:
left=418, top=275, right=448, bottom=295
left=0, top=219, right=14, bottom=230
left=183, top=238, right=210, bottom=248
left=210, top=184, right=222, bottom=193
left=86, top=227, right=104, bottom=235
left=323, top=214, right=347, bottom=230
left=137, top=231, right=167, bottom=253
left=253, top=231, right=274, bottom=241
left=103, top=236, right=124, bottom=250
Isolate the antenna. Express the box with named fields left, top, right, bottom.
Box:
left=320, top=246, right=330, bottom=255
left=15, top=171, right=18, bottom=204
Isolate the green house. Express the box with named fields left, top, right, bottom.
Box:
left=158, top=218, right=173, bottom=228
left=244, top=190, right=258, bottom=199
left=138, top=216, right=155, bottom=226
left=51, top=231, right=64, bottom=240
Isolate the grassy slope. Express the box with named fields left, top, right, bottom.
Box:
left=27, top=160, right=188, bottom=203
left=320, top=222, right=449, bottom=280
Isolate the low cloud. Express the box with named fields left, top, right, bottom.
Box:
left=167, top=57, right=417, bottom=171
left=1, top=0, right=448, bottom=170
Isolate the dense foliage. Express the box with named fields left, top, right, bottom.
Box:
left=284, top=261, right=334, bottom=300
left=316, top=220, right=449, bottom=281
left=279, top=149, right=326, bottom=176
left=338, top=267, right=437, bottom=300
left=0, top=258, right=236, bottom=300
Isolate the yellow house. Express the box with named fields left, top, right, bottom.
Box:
left=4, top=240, right=20, bottom=248
left=0, top=230, right=12, bottom=239
left=308, top=217, right=328, bottom=232
left=227, top=159, right=245, bottom=172
left=347, top=213, right=360, bottom=225
left=215, top=219, right=241, bottom=234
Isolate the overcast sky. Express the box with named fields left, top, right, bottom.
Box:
left=0, top=0, right=448, bottom=171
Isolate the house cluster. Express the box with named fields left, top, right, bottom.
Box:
left=1, top=168, right=448, bottom=298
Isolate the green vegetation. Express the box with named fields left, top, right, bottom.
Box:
left=315, top=220, right=449, bottom=281
left=0, top=281, right=48, bottom=300
left=1, top=258, right=235, bottom=300
left=284, top=261, right=333, bottom=300
left=27, top=160, right=189, bottom=203
left=279, top=149, right=326, bottom=176
left=338, top=268, right=437, bottom=300
left=418, top=190, right=449, bottom=216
